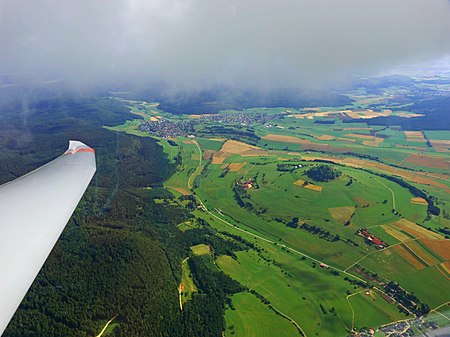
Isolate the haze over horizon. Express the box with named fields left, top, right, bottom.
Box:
left=1, top=0, right=450, bottom=91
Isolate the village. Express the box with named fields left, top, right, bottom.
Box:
left=139, top=111, right=281, bottom=138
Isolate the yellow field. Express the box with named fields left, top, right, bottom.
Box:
left=382, top=225, right=412, bottom=242
left=362, top=140, right=382, bottom=147
left=293, top=179, right=321, bottom=191
left=410, top=197, right=428, bottom=206
left=221, top=140, right=260, bottom=154
left=191, top=244, right=211, bottom=256
left=393, top=219, right=444, bottom=240
left=293, top=179, right=306, bottom=186
left=328, top=206, right=355, bottom=223
left=150, top=116, right=159, bottom=122
left=211, top=140, right=266, bottom=161
left=304, top=184, right=323, bottom=192
left=318, top=134, right=335, bottom=141
left=404, top=131, right=424, bottom=139
left=229, top=162, right=247, bottom=172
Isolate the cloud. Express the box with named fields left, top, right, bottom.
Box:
left=1, top=0, right=450, bottom=89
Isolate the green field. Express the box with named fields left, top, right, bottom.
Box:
left=225, top=292, right=299, bottom=337
left=348, top=291, right=405, bottom=330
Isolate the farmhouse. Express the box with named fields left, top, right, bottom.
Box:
left=357, top=229, right=389, bottom=249
left=243, top=182, right=253, bottom=189
left=319, top=263, right=330, bottom=269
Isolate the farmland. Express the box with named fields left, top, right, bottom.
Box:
left=105, top=97, right=450, bottom=336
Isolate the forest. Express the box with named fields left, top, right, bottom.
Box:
left=1, top=87, right=245, bottom=337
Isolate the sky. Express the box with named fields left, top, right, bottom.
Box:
left=1, top=0, right=450, bottom=90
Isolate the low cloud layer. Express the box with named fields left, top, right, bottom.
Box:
left=1, top=0, right=450, bottom=89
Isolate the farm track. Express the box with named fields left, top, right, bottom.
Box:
left=376, top=179, right=396, bottom=210
left=346, top=289, right=369, bottom=331
left=95, top=315, right=117, bottom=337
left=179, top=257, right=190, bottom=311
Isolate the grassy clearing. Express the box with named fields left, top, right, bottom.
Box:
left=158, top=138, right=180, bottom=162
left=191, top=244, right=211, bottom=256
left=181, top=258, right=197, bottom=303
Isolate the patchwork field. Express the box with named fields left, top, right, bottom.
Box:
left=103, top=98, right=450, bottom=336
left=160, top=130, right=449, bottom=335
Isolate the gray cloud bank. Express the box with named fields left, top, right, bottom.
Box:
left=1, top=0, right=450, bottom=89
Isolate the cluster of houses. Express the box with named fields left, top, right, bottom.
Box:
left=357, top=229, right=389, bottom=249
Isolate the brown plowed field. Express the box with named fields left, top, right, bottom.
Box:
left=421, top=239, right=450, bottom=260
left=404, top=154, right=449, bottom=170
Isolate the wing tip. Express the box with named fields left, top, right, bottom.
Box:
left=66, top=140, right=95, bottom=155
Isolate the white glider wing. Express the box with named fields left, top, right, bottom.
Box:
left=0, top=141, right=96, bottom=336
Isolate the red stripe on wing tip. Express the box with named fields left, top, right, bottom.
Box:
left=65, top=147, right=96, bottom=155
left=74, top=148, right=95, bottom=154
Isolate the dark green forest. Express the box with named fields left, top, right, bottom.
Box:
left=0, top=87, right=244, bottom=337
